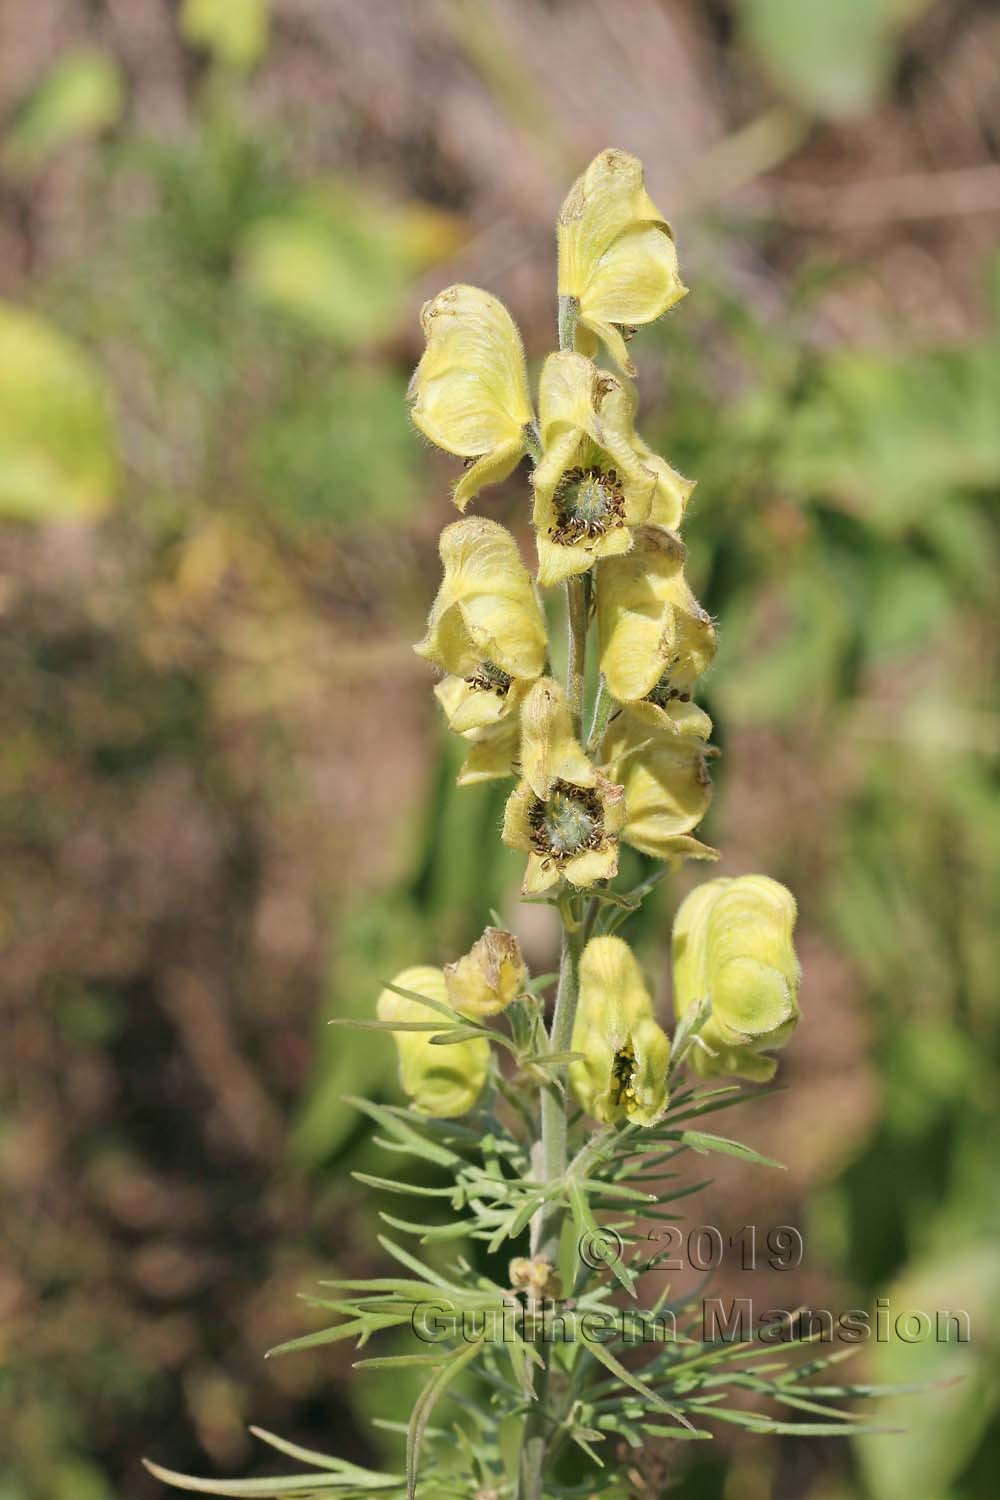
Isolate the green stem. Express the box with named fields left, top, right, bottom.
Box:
left=586, top=675, right=613, bottom=756
left=557, top=294, right=580, bottom=353
left=531, top=922, right=583, bottom=1259
left=519, top=566, right=592, bottom=1500
left=565, top=573, right=590, bottom=737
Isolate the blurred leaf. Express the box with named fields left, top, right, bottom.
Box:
left=239, top=180, right=460, bottom=346
left=714, top=569, right=850, bottom=725
left=4, top=50, right=124, bottom=171
left=740, top=0, right=917, bottom=119
left=252, top=367, right=418, bottom=526
left=855, top=1244, right=1000, bottom=1500
left=779, top=344, right=1000, bottom=532
left=0, top=302, right=118, bottom=520
left=180, top=0, right=269, bottom=72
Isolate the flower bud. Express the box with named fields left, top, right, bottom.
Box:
left=557, top=149, right=686, bottom=375
left=569, top=936, right=670, bottom=1126
left=408, top=284, right=533, bottom=510
left=672, top=876, right=801, bottom=1081
left=509, top=1255, right=559, bottom=1298
left=377, top=966, right=489, bottom=1117
left=444, top=927, right=527, bottom=1020
left=596, top=528, right=716, bottom=704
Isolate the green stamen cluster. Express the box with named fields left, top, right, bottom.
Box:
left=529, top=781, right=602, bottom=858
left=552, top=465, right=624, bottom=543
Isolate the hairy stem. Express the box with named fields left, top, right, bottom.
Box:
left=520, top=567, right=591, bottom=1499
left=565, top=572, right=590, bottom=736
left=557, top=293, right=580, bottom=354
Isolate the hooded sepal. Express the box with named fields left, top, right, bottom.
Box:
left=672, top=875, right=801, bottom=1081
left=557, top=149, right=686, bottom=375
left=408, top=284, right=534, bottom=509
left=596, top=527, right=716, bottom=703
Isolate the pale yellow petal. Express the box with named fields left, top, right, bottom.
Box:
left=579, top=315, right=637, bottom=377
left=451, top=436, right=525, bottom=512
left=433, top=674, right=522, bottom=734
left=520, top=678, right=595, bottom=797
left=672, top=875, right=800, bottom=1081
left=568, top=935, right=669, bottom=1125
left=639, top=449, right=696, bottom=532
left=602, top=709, right=714, bottom=857
left=409, top=284, right=532, bottom=455
left=501, top=780, right=536, bottom=851
left=522, top=850, right=560, bottom=896
left=417, top=517, right=547, bottom=680
left=535, top=522, right=633, bottom=588
left=596, top=770, right=627, bottom=835
left=596, top=529, right=715, bottom=702
left=558, top=149, right=666, bottom=300
left=583, top=222, right=686, bottom=327
left=456, top=718, right=520, bottom=785
left=562, top=841, right=618, bottom=888
left=537, top=351, right=603, bottom=446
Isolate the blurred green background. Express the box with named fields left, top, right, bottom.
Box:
left=1, top=2, right=997, bottom=1497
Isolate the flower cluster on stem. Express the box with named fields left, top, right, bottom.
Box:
left=148, top=148, right=823, bottom=1500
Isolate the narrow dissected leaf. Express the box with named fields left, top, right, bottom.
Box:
left=346, top=1098, right=461, bottom=1168
left=582, top=1338, right=694, bottom=1430
left=378, top=979, right=471, bottom=1026
left=428, top=1025, right=498, bottom=1046
left=142, top=1458, right=399, bottom=1494
left=405, top=1338, right=485, bottom=1500
left=329, top=1018, right=448, bottom=1033
left=247, top=1428, right=346, bottom=1471
left=633, top=1422, right=712, bottom=1441
left=351, top=1173, right=457, bottom=1198
left=568, top=1179, right=637, bottom=1299
left=353, top=1352, right=455, bottom=1370
left=378, top=1211, right=475, bottom=1242
left=678, top=1130, right=786, bottom=1169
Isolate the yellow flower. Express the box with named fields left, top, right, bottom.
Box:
left=445, top=927, right=528, bottom=1020
left=408, top=284, right=534, bottom=510
left=672, top=876, right=801, bottom=1082
left=416, top=516, right=546, bottom=762
left=376, top=966, right=490, bottom=1117
left=558, top=148, right=686, bottom=375
left=502, top=678, right=625, bottom=895
left=569, top=936, right=670, bottom=1126
left=531, top=352, right=658, bottom=587
left=596, top=528, right=716, bottom=703
left=600, top=703, right=717, bottom=864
